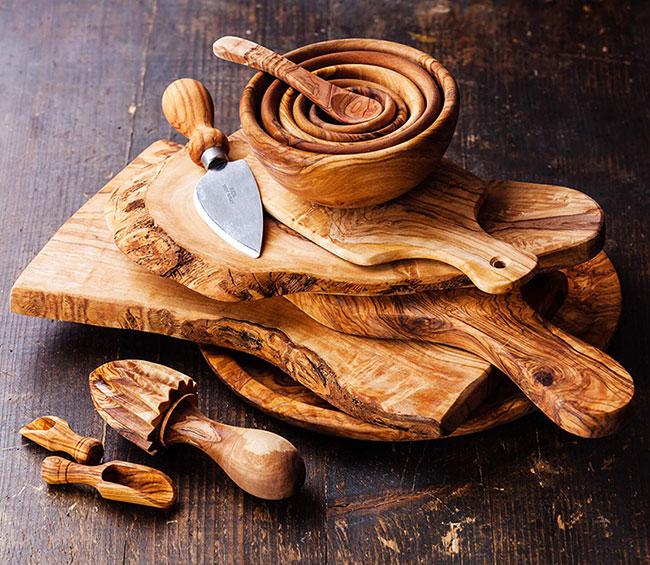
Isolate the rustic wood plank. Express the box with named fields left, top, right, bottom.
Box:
left=0, top=0, right=648, bottom=564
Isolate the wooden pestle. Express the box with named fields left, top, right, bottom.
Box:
left=213, top=35, right=383, bottom=124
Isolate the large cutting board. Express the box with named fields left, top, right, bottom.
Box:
left=107, top=138, right=603, bottom=302
left=202, top=251, right=622, bottom=440
left=12, top=142, right=609, bottom=437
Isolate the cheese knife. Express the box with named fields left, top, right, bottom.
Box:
left=161, top=78, right=264, bottom=258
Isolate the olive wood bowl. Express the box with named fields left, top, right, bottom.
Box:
left=238, top=38, right=459, bottom=208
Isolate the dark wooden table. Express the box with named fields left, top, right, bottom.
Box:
left=1, top=1, right=648, bottom=563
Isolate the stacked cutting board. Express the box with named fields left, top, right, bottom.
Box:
left=11, top=37, right=634, bottom=444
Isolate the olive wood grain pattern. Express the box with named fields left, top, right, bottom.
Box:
left=213, top=36, right=382, bottom=125
left=202, top=252, right=622, bottom=440
left=261, top=158, right=539, bottom=294
left=11, top=142, right=606, bottom=437
left=289, top=276, right=634, bottom=438
left=161, top=78, right=228, bottom=167
left=41, top=456, right=177, bottom=509
left=107, top=138, right=603, bottom=302
left=20, top=416, right=104, bottom=464
left=238, top=38, right=459, bottom=207
left=89, top=360, right=305, bottom=500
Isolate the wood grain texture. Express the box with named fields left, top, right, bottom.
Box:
left=213, top=36, right=383, bottom=125
left=107, top=137, right=603, bottom=302
left=289, top=279, right=634, bottom=438
left=41, top=456, right=177, bottom=509
left=240, top=38, right=459, bottom=207
left=205, top=252, right=622, bottom=440
left=20, top=415, right=104, bottom=465
left=10, top=153, right=498, bottom=436
left=1, top=2, right=648, bottom=563
left=89, top=360, right=305, bottom=500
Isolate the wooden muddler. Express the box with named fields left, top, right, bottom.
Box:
left=20, top=415, right=104, bottom=465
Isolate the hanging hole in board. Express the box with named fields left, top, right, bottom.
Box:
left=490, top=257, right=506, bottom=269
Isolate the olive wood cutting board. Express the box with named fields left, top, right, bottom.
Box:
left=107, top=137, right=603, bottom=302
left=200, top=252, right=621, bottom=440
left=11, top=141, right=605, bottom=437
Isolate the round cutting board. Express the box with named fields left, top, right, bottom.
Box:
left=201, top=252, right=621, bottom=440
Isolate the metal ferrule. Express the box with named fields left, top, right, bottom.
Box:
left=200, top=146, right=228, bottom=170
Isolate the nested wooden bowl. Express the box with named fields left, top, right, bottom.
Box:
left=240, top=38, right=459, bottom=208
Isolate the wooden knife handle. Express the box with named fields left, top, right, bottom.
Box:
left=20, top=415, right=103, bottom=464
left=212, top=36, right=382, bottom=124
left=421, top=291, right=634, bottom=438
left=161, top=78, right=228, bottom=167
left=163, top=399, right=305, bottom=500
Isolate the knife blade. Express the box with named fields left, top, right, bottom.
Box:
left=162, top=78, right=264, bottom=258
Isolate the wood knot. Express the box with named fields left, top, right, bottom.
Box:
left=534, top=370, right=554, bottom=387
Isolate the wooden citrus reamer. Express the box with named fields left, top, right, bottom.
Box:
left=89, top=360, right=305, bottom=500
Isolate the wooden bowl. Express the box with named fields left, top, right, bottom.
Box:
left=240, top=38, right=459, bottom=208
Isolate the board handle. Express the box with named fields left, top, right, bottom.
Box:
left=20, top=415, right=104, bottom=464
left=162, top=396, right=305, bottom=500
left=213, top=36, right=382, bottom=125
left=161, top=78, right=229, bottom=168
left=435, top=291, right=634, bottom=437
left=440, top=231, right=539, bottom=294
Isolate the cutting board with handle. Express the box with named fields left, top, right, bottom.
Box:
left=156, top=79, right=537, bottom=293
left=288, top=261, right=634, bottom=438
left=107, top=136, right=603, bottom=302
left=12, top=141, right=602, bottom=438
left=201, top=252, right=622, bottom=440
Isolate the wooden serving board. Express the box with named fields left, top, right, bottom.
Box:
left=12, top=142, right=610, bottom=438
left=201, top=251, right=621, bottom=440
left=107, top=137, right=604, bottom=302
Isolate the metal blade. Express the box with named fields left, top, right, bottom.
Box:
left=194, top=159, right=264, bottom=258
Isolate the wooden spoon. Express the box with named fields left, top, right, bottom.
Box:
left=287, top=288, right=635, bottom=438
left=213, top=36, right=383, bottom=125
left=89, top=360, right=305, bottom=500
left=20, top=415, right=104, bottom=465
left=41, top=456, right=177, bottom=509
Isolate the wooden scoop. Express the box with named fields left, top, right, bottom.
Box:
left=288, top=287, right=635, bottom=438
left=20, top=415, right=104, bottom=464
left=89, top=360, right=305, bottom=500
left=213, top=36, right=383, bottom=125
left=41, top=456, right=177, bottom=509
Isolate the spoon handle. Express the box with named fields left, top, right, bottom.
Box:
left=163, top=399, right=305, bottom=500
left=213, top=36, right=381, bottom=124
left=20, top=415, right=103, bottom=464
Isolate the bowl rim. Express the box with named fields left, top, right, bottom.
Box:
left=239, top=38, right=459, bottom=163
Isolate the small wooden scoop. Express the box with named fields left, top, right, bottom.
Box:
left=213, top=36, right=383, bottom=125
left=89, top=360, right=305, bottom=500
left=41, top=456, right=177, bottom=509
left=288, top=287, right=635, bottom=438
left=20, top=416, right=104, bottom=465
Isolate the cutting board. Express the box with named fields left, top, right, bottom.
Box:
left=107, top=137, right=603, bottom=302
left=12, top=141, right=608, bottom=437
left=202, top=251, right=622, bottom=440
